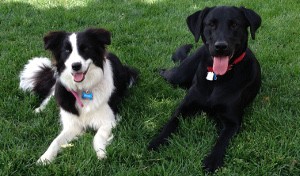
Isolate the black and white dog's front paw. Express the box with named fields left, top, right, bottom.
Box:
left=36, top=153, right=55, bottom=165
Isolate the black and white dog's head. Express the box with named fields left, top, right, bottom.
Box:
left=44, top=28, right=111, bottom=90
left=187, top=6, right=261, bottom=75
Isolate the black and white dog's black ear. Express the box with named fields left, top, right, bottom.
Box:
left=186, top=7, right=212, bottom=43
left=240, top=6, right=262, bottom=40
left=85, top=28, right=111, bottom=46
left=44, top=31, right=67, bottom=51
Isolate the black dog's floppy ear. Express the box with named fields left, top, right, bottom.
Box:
left=240, top=7, right=262, bottom=40
left=186, top=7, right=211, bottom=43
left=43, top=31, right=67, bottom=51
left=85, top=28, right=111, bottom=45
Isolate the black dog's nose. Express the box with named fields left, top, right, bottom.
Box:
left=72, top=62, right=82, bottom=71
left=215, top=41, right=228, bottom=51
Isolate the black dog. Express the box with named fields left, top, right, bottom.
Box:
left=148, top=6, right=262, bottom=172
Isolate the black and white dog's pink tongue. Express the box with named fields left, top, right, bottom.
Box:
left=213, top=56, right=229, bottom=75
left=73, top=73, right=84, bottom=82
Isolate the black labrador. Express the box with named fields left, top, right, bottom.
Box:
left=148, top=6, right=262, bottom=172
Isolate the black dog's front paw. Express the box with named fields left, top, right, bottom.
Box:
left=147, top=140, right=159, bottom=151
left=203, top=153, right=224, bottom=173
left=147, top=136, right=167, bottom=151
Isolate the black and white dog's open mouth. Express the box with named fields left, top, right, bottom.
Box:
left=72, top=64, right=90, bottom=82
left=72, top=71, right=87, bottom=82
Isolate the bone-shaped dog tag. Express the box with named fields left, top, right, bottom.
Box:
left=82, top=91, right=93, bottom=100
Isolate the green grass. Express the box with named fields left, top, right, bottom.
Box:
left=0, top=0, right=300, bottom=175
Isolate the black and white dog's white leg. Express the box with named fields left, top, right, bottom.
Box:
left=37, top=109, right=84, bottom=165
left=92, top=105, right=116, bottom=159
left=93, top=124, right=115, bottom=159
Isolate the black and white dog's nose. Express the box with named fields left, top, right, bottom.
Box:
left=215, top=41, right=228, bottom=51
left=72, top=62, right=82, bottom=71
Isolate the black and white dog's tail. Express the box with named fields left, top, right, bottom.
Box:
left=126, top=66, right=139, bottom=88
left=19, top=57, right=56, bottom=113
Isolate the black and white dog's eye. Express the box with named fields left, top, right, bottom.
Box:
left=64, top=44, right=72, bottom=53
left=80, top=45, right=90, bottom=52
left=84, top=47, right=89, bottom=52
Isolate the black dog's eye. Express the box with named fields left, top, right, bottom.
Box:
left=230, top=22, right=238, bottom=29
left=207, top=21, right=217, bottom=29
left=208, top=22, right=216, bottom=28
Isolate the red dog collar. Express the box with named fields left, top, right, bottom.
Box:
left=206, top=52, right=246, bottom=81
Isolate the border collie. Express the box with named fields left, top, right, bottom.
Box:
left=19, top=28, right=138, bottom=164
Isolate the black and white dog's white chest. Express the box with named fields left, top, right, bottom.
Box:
left=56, top=58, right=115, bottom=116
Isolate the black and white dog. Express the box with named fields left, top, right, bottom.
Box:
left=148, top=6, right=261, bottom=172
left=20, top=28, right=138, bottom=164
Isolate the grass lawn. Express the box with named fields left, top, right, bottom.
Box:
left=0, top=0, right=299, bottom=175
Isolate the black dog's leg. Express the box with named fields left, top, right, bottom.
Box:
left=160, top=55, right=201, bottom=89
left=161, top=46, right=208, bottom=89
left=203, top=113, right=241, bottom=172
left=148, top=86, right=202, bottom=150
left=171, top=44, right=193, bottom=63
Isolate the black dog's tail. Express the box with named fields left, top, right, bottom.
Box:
left=19, top=57, right=56, bottom=112
left=171, top=44, right=193, bottom=63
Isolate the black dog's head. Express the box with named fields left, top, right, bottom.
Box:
left=187, top=6, right=261, bottom=75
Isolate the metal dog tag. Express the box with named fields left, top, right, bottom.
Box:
left=206, top=72, right=214, bottom=81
